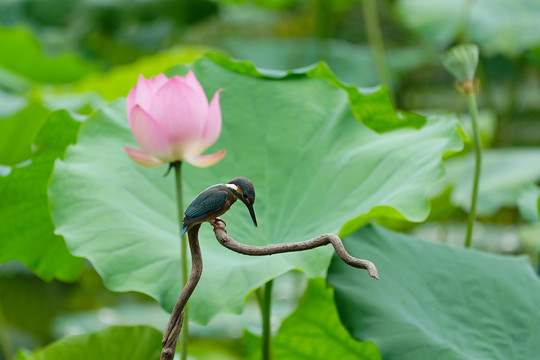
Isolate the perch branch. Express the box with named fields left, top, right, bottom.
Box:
left=161, top=224, right=203, bottom=360
left=160, top=219, right=380, bottom=358
left=211, top=219, right=379, bottom=279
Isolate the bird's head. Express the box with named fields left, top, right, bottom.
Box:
left=227, top=177, right=257, bottom=227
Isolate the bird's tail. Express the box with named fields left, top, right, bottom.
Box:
left=180, top=225, right=188, bottom=237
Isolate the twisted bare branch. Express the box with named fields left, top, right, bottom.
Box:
left=160, top=219, right=379, bottom=358
left=211, top=219, right=379, bottom=279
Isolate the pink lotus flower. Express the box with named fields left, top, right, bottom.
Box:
left=124, top=72, right=226, bottom=168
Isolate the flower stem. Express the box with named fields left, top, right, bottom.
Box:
left=256, top=280, right=273, bottom=360
left=362, top=0, right=394, bottom=103
left=465, top=92, right=482, bottom=248
left=173, top=161, right=189, bottom=360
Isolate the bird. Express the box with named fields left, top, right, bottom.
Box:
left=180, top=177, right=257, bottom=236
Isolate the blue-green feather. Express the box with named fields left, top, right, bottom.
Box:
left=182, top=185, right=229, bottom=227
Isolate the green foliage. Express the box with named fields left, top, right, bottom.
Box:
left=518, top=185, right=540, bottom=223
left=518, top=186, right=540, bottom=260
left=444, top=148, right=540, bottom=216
left=221, top=37, right=434, bottom=87
left=328, top=225, right=540, bottom=360
left=222, top=0, right=296, bottom=9
left=519, top=224, right=540, bottom=255
left=244, top=277, right=383, bottom=360
left=459, top=109, right=497, bottom=147
left=272, top=278, right=382, bottom=359
left=396, top=0, right=540, bottom=55
left=0, top=26, right=97, bottom=84
left=0, top=271, right=64, bottom=345
left=0, top=91, right=27, bottom=117
left=0, top=0, right=218, bottom=68
left=0, top=111, right=84, bottom=281
left=15, top=326, right=162, bottom=360
left=0, top=100, right=49, bottom=166
left=73, top=46, right=210, bottom=101
left=204, top=52, right=426, bottom=133
left=0, top=1, right=539, bottom=359
left=49, top=53, right=462, bottom=323
left=188, top=339, right=244, bottom=360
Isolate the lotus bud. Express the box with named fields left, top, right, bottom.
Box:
left=124, top=72, right=226, bottom=168
left=440, top=44, right=479, bottom=93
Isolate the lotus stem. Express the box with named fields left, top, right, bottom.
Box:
left=173, top=161, right=189, bottom=359
left=439, top=43, right=481, bottom=248
left=256, top=281, right=274, bottom=360
left=465, top=91, right=482, bottom=248
left=363, top=0, right=394, bottom=103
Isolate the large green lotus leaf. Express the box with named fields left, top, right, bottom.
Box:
left=444, top=148, right=540, bottom=216
left=49, top=54, right=463, bottom=323
left=259, top=278, right=381, bottom=360
left=328, top=225, right=540, bottom=360
left=0, top=110, right=84, bottom=281
left=15, top=326, right=161, bottom=360
left=204, top=52, right=426, bottom=133
left=0, top=26, right=97, bottom=84
left=396, top=0, right=540, bottom=55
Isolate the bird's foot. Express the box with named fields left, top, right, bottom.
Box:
left=211, top=218, right=227, bottom=233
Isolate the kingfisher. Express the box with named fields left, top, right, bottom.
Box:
left=180, top=177, right=257, bottom=236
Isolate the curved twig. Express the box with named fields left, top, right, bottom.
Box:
left=161, top=224, right=203, bottom=360
left=160, top=220, right=379, bottom=358
left=212, top=219, right=379, bottom=279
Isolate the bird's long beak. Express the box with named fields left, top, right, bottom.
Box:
left=247, top=204, right=258, bottom=228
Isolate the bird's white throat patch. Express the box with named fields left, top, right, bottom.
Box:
left=226, top=184, right=238, bottom=191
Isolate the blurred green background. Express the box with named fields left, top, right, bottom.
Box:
left=1, top=0, right=539, bottom=359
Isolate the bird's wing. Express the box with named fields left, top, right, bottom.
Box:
left=183, top=187, right=229, bottom=225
